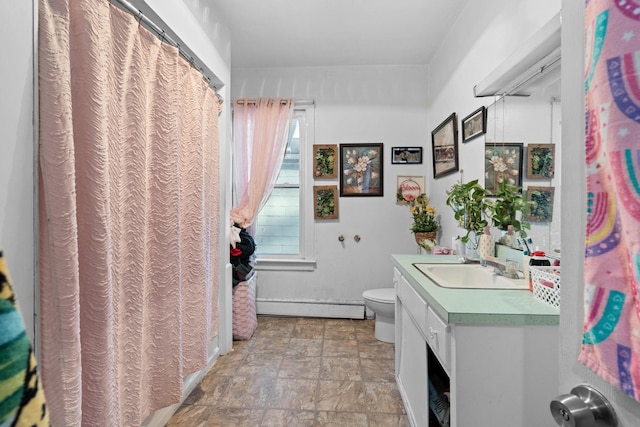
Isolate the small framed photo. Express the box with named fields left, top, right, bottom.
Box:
left=314, top=185, right=339, bottom=219
left=340, top=143, right=384, bottom=197
left=461, top=106, right=487, bottom=143
left=526, top=143, right=555, bottom=179
left=431, top=113, right=459, bottom=179
left=396, top=176, right=425, bottom=204
left=526, top=186, right=555, bottom=222
left=484, top=142, right=524, bottom=196
left=313, top=144, right=338, bottom=179
left=391, top=147, right=423, bottom=164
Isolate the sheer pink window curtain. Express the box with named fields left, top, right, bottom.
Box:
left=230, top=98, right=294, bottom=228
left=38, top=1, right=220, bottom=425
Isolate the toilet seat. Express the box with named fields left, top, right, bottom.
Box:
left=363, top=288, right=395, bottom=303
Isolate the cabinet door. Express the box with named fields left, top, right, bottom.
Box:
left=397, top=304, right=429, bottom=427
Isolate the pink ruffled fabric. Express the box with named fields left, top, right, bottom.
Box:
left=38, top=1, right=220, bottom=424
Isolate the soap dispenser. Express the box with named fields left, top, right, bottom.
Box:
left=477, top=226, right=495, bottom=260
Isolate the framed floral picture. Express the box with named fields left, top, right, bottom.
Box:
left=461, top=106, right=487, bottom=143
left=313, top=144, right=338, bottom=179
left=339, top=143, right=384, bottom=197
left=484, top=142, right=524, bottom=196
left=313, top=185, right=339, bottom=219
left=526, top=143, right=555, bottom=179
left=431, top=113, right=459, bottom=178
left=526, top=186, right=555, bottom=222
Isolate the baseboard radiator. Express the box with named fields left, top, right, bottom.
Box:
left=256, top=298, right=366, bottom=319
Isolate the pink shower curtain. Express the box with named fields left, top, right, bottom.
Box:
left=230, top=98, right=294, bottom=228
left=38, top=1, right=220, bottom=425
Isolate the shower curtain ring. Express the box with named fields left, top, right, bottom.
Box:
left=160, top=30, right=166, bottom=42
left=137, top=10, right=143, bottom=26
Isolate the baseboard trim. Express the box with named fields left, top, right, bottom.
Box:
left=257, top=298, right=365, bottom=319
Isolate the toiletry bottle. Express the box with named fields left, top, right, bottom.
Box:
left=477, top=226, right=495, bottom=260
left=500, top=224, right=516, bottom=247
left=528, top=248, right=551, bottom=292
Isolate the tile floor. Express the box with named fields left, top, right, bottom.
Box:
left=166, top=316, right=410, bottom=426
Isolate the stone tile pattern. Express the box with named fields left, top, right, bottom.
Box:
left=167, top=317, right=410, bottom=426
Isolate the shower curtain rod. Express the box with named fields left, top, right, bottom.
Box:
left=233, top=99, right=315, bottom=106
left=109, top=0, right=224, bottom=107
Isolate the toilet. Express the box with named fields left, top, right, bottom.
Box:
left=362, top=288, right=396, bottom=343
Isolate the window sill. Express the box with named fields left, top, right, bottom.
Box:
left=255, top=257, right=317, bottom=271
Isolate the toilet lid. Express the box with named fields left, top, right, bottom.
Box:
left=363, top=288, right=395, bottom=303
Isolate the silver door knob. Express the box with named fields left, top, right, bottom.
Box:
left=550, top=384, right=617, bottom=427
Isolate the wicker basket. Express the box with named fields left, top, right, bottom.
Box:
left=232, top=274, right=257, bottom=340
left=414, top=231, right=437, bottom=245
left=531, top=266, right=561, bottom=308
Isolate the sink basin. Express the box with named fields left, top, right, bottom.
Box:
left=413, top=263, right=529, bottom=290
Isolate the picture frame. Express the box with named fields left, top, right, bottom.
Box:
left=431, top=113, right=459, bottom=179
left=313, top=144, right=338, bottom=179
left=526, top=143, right=555, bottom=179
left=461, top=106, right=487, bottom=143
left=391, top=147, right=423, bottom=164
left=484, top=142, right=524, bottom=196
left=313, top=185, right=339, bottom=219
left=339, top=143, right=384, bottom=197
left=396, top=175, right=425, bottom=204
left=526, top=186, right=555, bottom=222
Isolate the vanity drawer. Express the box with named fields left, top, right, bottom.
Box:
left=397, top=274, right=427, bottom=334
left=427, top=306, right=450, bottom=371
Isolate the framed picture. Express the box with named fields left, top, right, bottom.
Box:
left=526, top=143, right=555, bottom=179
left=396, top=175, right=425, bottom=204
left=391, top=147, right=423, bottom=164
left=431, top=113, right=459, bottom=179
left=313, top=185, right=339, bottom=219
left=484, top=142, right=524, bottom=196
left=526, top=186, right=555, bottom=222
left=339, top=143, right=384, bottom=197
left=461, top=106, right=487, bottom=142
left=313, top=144, right=338, bottom=179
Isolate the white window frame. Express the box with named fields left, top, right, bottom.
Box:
left=255, top=102, right=316, bottom=271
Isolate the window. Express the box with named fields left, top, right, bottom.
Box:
left=254, top=105, right=315, bottom=270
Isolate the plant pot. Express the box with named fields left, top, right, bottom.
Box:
left=414, top=231, right=437, bottom=245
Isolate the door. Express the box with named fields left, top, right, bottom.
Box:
left=559, top=1, right=640, bottom=424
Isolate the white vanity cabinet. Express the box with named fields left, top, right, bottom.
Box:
left=394, top=264, right=559, bottom=427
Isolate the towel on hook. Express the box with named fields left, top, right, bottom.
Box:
left=580, top=0, right=640, bottom=401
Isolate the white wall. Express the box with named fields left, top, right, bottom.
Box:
left=426, top=0, right=561, bottom=251
left=232, top=0, right=562, bottom=310
left=0, top=2, right=35, bottom=338
left=232, top=66, right=429, bottom=306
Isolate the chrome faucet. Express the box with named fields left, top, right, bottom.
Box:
left=481, top=257, right=520, bottom=279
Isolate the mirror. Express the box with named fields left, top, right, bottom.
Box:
left=485, top=83, right=561, bottom=256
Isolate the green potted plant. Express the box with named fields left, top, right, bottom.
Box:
left=445, top=179, right=491, bottom=249
left=490, top=180, right=536, bottom=237
left=407, top=193, right=439, bottom=245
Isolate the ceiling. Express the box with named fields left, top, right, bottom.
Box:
left=212, top=0, right=469, bottom=68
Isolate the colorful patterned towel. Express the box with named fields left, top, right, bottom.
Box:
left=0, top=249, right=49, bottom=426
left=581, top=0, right=640, bottom=401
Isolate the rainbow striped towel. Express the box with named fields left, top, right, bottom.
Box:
left=1, top=249, right=49, bottom=426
